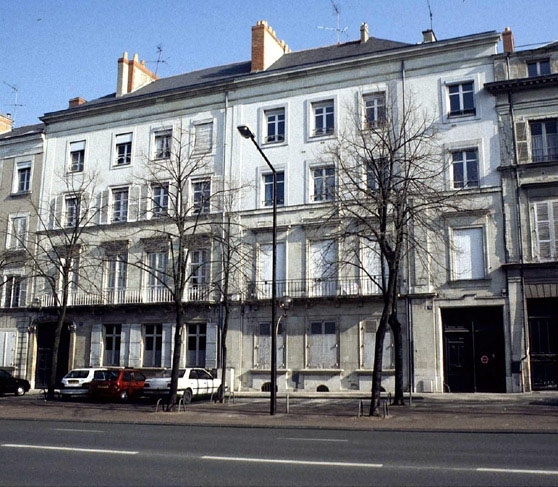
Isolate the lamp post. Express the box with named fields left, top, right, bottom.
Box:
left=237, top=124, right=279, bottom=415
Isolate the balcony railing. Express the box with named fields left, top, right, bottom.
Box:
left=12, top=277, right=383, bottom=310
left=247, top=277, right=382, bottom=300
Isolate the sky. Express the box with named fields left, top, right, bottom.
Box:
left=1, top=0, right=557, bottom=128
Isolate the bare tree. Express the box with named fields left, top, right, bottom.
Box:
left=20, top=170, right=102, bottom=399
left=132, top=121, right=218, bottom=409
left=323, top=93, right=460, bottom=415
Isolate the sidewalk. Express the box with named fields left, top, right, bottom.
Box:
left=1, top=390, right=557, bottom=432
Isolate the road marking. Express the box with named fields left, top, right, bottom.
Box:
left=202, top=455, right=382, bottom=468
left=2, top=444, right=137, bottom=455
left=52, top=428, right=104, bottom=433
left=279, top=437, right=349, bottom=443
left=477, top=468, right=558, bottom=476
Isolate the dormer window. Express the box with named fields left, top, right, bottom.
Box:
left=527, top=59, right=550, bottom=78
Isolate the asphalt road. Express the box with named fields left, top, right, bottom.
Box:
left=1, top=419, right=557, bottom=486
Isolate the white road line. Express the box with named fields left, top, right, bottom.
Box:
left=52, top=428, right=104, bottom=433
left=202, top=455, right=382, bottom=468
left=2, top=444, right=138, bottom=455
left=477, top=467, right=558, bottom=476
left=279, top=437, right=349, bottom=443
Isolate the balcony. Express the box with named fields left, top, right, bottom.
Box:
left=247, top=277, right=382, bottom=300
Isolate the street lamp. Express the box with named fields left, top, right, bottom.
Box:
left=237, top=124, right=279, bottom=415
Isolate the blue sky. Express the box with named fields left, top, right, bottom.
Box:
left=1, top=0, right=557, bottom=127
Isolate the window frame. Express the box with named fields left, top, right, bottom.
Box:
left=69, top=140, right=86, bottom=173
left=111, top=187, right=129, bottom=222
left=143, top=323, right=163, bottom=367
left=192, top=178, right=211, bottom=214
left=13, top=160, right=31, bottom=194
left=114, top=132, right=133, bottom=166
left=153, top=129, right=172, bottom=159
left=527, top=59, right=551, bottom=77
left=104, top=324, right=121, bottom=366
left=451, top=149, right=480, bottom=189
left=533, top=200, right=558, bottom=262
left=362, top=92, right=386, bottom=128
left=264, top=107, right=286, bottom=144
left=64, top=194, right=81, bottom=228
left=7, top=214, right=28, bottom=250
left=262, top=171, right=285, bottom=207
left=2, top=274, right=26, bottom=308
left=310, top=99, right=335, bottom=138
left=192, top=121, right=214, bottom=155
left=529, top=119, right=558, bottom=163
left=151, top=182, right=169, bottom=217
left=311, top=165, right=335, bottom=202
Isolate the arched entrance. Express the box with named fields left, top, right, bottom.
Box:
left=34, top=321, right=71, bottom=389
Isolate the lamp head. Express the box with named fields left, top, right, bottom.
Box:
left=237, top=125, right=255, bottom=140
left=279, top=295, right=293, bottom=311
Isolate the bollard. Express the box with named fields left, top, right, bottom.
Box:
left=286, top=393, right=290, bottom=414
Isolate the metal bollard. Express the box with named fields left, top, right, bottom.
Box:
left=286, top=393, right=290, bottom=414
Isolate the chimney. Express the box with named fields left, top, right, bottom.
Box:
left=502, top=27, right=514, bottom=53
left=0, top=113, right=12, bottom=134
left=251, top=20, right=290, bottom=72
left=422, top=29, right=437, bottom=43
left=68, top=97, right=87, bottom=108
left=116, top=52, right=158, bottom=97
left=360, top=23, right=369, bottom=43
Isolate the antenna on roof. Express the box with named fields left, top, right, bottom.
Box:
left=318, top=0, right=348, bottom=44
left=2, top=81, right=23, bottom=127
left=427, top=0, right=434, bottom=32
left=147, top=44, right=170, bottom=76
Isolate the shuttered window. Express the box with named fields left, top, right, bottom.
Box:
left=533, top=200, right=558, bottom=261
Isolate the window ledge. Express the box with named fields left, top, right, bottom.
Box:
left=299, top=368, right=342, bottom=374
left=250, top=368, right=290, bottom=374
left=10, top=191, right=31, bottom=197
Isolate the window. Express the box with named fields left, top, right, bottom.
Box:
left=106, top=253, right=127, bottom=303
left=14, top=161, right=31, bottom=193
left=187, top=323, right=206, bottom=367
left=143, top=324, right=163, bottom=367
left=152, top=183, right=169, bottom=217
left=307, top=321, right=338, bottom=368
left=193, top=122, right=213, bottom=154
left=69, top=141, right=85, bottom=172
left=265, top=108, right=285, bottom=143
left=254, top=322, right=285, bottom=369
left=192, top=179, right=211, bottom=214
left=7, top=215, right=27, bottom=250
left=112, top=188, right=129, bottom=222
left=147, top=251, right=168, bottom=301
left=312, top=100, right=334, bottom=136
left=533, top=200, right=558, bottom=261
left=259, top=242, right=287, bottom=298
left=451, top=227, right=485, bottom=280
left=104, top=324, right=121, bottom=366
left=65, top=194, right=81, bottom=227
left=115, top=133, right=132, bottom=166
left=312, top=166, right=335, bottom=202
left=2, top=276, right=26, bottom=308
left=363, top=93, right=386, bottom=127
left=189, top=249, right=210, bottom=300
left=309, top=240, right=337, bottom=297
left=451, top=149, right=479, bottom=188
left=366, top=157, right=389, bottom=191
left=154, top=130, right=171, bottom=159
left=361, top=321, right=394, bottom=369
left=530, top=120, right=558, bottom=163
left=263, top=171, right=284, bottom=206
left=527, top=59, right=551, bottom=77
left=448, top=82, right=475, bottom=117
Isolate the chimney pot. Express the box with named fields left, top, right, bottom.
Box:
left=69, top=97, right=87, bottom=108
left=422, top=29, right=437, bottom=43
left=360, top=23, right=369, bottom=43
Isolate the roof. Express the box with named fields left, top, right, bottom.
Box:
left=0, top=123, right=44, bottom=141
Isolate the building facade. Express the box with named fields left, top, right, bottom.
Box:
left=2, top=21, right=551, bottom=394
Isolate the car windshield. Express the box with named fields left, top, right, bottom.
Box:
left=64, top=370, right=90, bottom=379
left=0, top=369, right=11, bottom=379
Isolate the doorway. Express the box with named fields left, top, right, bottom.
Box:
left=442, top=307, right=506, bottom=393
left=35, top=322, right=70, bottom=388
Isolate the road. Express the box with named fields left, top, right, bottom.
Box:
left=1, top=420, right=557, bottom=486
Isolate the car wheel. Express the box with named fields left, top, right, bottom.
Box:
left=15, top=386, right=26, bottom=396
left=119, top=390, right=128, bottom=402
left=182, top=389, right=193, bottom=404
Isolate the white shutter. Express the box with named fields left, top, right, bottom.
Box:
left=205, top=322, right=218, bottom=370
left=0, top=330, right=17, bottom=367
left=127, top=324, right=142, bottom=368
left=162, top=323, right=173, bottom=368
left=194, top=122, right=213, bottom=153
left=534, top=202, right=553, bottom=260
left=90, top=323, right=103, bottom=366
left=452, top=228, right=484, bottom=280
left=128, top=186, right=141, bottom=222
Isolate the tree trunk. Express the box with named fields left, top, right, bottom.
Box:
left=167, top=300, right=184, bottom=411
left=390, top=312, right=405, bottom=406
left=218, top=302, right=229, bottom=403
left=369, top=315, right=388, bottom=416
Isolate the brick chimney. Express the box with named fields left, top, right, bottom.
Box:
left=68, top=97, right=87, bottom=108
left=502, top=27, right=514, bottom=53
left=360, top=23, right=369, bottom=43
left=116, top=52, right=158, bottom=97
left=251, top=20, right=290, bottom=72
left=0, top=113, right=13, bottom=134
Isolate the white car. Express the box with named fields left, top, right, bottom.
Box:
left=144, top=367, right=221, bottom=403
left=60, top=367, right=107, bottom=398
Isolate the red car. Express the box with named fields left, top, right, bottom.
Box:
left=88, top=369, right=146, bottom=402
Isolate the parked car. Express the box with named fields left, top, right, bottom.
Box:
left=144, top=367, right=221, bottom=404
left=0, top=369, right=31, bottom=396
left=59, top=367, right=107, bottom=398
left=88, top=369, right=146, bottom=402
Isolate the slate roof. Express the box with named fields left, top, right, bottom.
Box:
left=0, top=123, right=44, bottom=140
